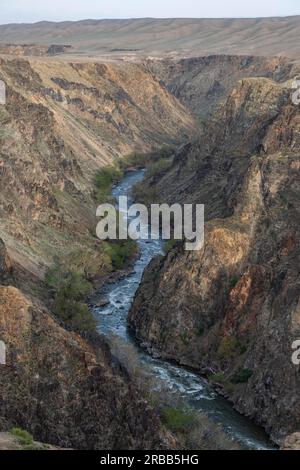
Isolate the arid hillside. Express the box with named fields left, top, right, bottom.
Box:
left=0, top=57, right=194, bottom=279
left=1, top=17, right=300, bottom=58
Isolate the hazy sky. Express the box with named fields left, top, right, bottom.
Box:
left=1, top=0, right=299, bottom=24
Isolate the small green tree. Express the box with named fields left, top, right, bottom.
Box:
left=230, top=368, right=253, bottom=384
left=45, top=267, right=96, bottom=334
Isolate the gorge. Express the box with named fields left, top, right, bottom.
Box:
left=0, top=42, right=299, bottom=450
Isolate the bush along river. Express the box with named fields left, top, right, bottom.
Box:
left=93, top=169, right=273, bottom=450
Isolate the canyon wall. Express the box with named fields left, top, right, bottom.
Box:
left=129, top=75, right=300, bottom=443
left=0, top=57, right=194, bottom=448
left=0, top=57, right=194, bottom=278
left=147, top=55, right=296, bottom=117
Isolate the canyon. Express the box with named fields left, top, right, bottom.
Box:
left=0, top=20, right=300, bottom=449
left=129, top=61, right=300, bottom=445
left=0, top=55, right=193, bottom=449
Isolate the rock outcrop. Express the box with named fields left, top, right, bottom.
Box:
left=0, top=44, right=72, bottom=57
left=129, top=76, right=300, bottom=443
left=281, top=433, right=300, bottom=450
left=0, top=286, right=174, bottom=449
left=0, top=57, right=195, bottom=278
left=146, top=55, right=296, bottom=117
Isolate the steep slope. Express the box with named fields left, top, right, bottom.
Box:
left=0, top=432, right=63, bottom=450
left=0, top=57, right=194, bottom=448
left=146, top=55, right=295, bottom=117
left=0, top=282, right=173, bottom=449
left=1, top=17, right=300, bottom=57
left=129, top=77, right=300, bottom=443
left=0, top=57, right=194, bottom=279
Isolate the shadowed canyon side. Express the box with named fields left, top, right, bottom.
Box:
left=0, top=285, right=175, bottom=450
left=145, top=55, right=296, bottom=117
left=0, top=57, right=195, bottom=449
left=129, top=76, right=300, bottom=444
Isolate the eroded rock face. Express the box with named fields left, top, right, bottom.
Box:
left=281, top=433, right=300, bottom=450
left=0, top=57, right=192, bottom=449
left=0, top=286, right=173, bottom=449
left=146, top=55, right=296, bottom=117
left=0, top=57, right=195, bottom=277
left=129, top=77, right=300, bottom=442
left=0, top=44, right=71, bottom=57
left=0, top=238, right=12, bottom=283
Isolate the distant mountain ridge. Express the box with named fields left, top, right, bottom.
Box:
left=0, top=17, right=300, bottom=58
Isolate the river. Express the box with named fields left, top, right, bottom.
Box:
left=93, top=169, right=273, bottom=451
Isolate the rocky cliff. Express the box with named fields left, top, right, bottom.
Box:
left=0, top=57, right=194, bottom=278
left=0, top=44, right=72, bottom=57
left=0, top=57, right=194, bottom=448
left=146, top=55, right=296, bottom=117
left=129, top=76, right=300, bottom=444
left=0, top=283, right=173, bottom=449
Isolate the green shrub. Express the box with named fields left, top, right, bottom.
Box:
left=223, top=382, right=236, bottom=395
left=230, top=368, right=253, bottom=384
left=10, top=428, right=33, bottom=446
left=63, top=247, right=113, bottom=279
left=208, top=373, right=236, bottom=394
left=93, top=165, right=123, bottom=203
left=180, top=332, right=189, bottom=345
left=161, top=407, right=196, bottom=432
left=46, top=269, right=92, bottom=300
left=146, top=157, right=173, bottom=179
left=54, top=297, right=96, bottom=333
left=230, top=276, right=240, bottom=290
left=208, top=372, right=227, bottom=385
left=45, top=267, right=96, bottom=334
left=164, top=238, right=178, bottom=253
left=132, top=183, right=158, bottom=205
left=94, top=166, right=123, bottom=191
left=218, top=336, right=246, bottom=359
left=119, top=146, right=174, bottom=171
left=118, top=152, right=147, bottom=170
left=194, top=325, right=204, bottom=337
left=197, top=116, right=207, bottom=127
left=103, top=240, right=137, bottom=270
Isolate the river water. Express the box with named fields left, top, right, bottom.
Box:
left=93, top=169, right=273, bottom=450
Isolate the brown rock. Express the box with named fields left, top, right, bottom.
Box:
left=0, top=286, right=174, bottom=449
left=281, top=433, right=300, bottom=451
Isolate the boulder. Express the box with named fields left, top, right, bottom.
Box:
left=281, top=433, right=300, bottom=451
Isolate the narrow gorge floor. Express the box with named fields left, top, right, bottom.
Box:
left=93, top=170, right=273, bottom=451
